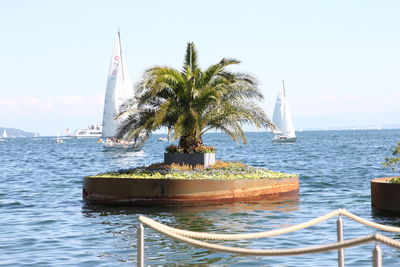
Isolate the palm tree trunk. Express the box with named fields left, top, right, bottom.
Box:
left=178, top=135, right=203, bottom=152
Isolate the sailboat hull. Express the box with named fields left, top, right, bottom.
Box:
left=272, top=136, right=297, bottom=143
left=103, top=142, right=143, bottom=151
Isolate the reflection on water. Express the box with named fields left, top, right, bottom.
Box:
left=82, top=199, right=299, bottom=238
left=101, top=150, right=146, bottom=169
left=371, top=212, right=400, bottom=228
left=81, top=199, right=299, bottom=265
left=82, top=199, right=298, bottom=219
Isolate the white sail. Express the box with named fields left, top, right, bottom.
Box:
left=102, top=32, right=133, bottom=138
left=2, top=129, right=8, bottom=138
left=167, top=127, right=174, bottom=142
left=272, top=81, right=296, bottom=138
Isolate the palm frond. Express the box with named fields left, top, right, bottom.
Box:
left=115, top=42, right=273, bottom=147
left=183, top=42, right=199, bottom=73
left=219, top=58, right=241, bottom=67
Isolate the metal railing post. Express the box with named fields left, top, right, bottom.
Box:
left=137, top=223, right=144, bottom=267
left=373, top=243, right=382, bottom=267
left=337, top=215, right=344, bottom=267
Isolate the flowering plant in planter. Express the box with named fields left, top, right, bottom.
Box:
left=383, top=141, right=400, bottom=184
left=166, top=144, right=216, bottom=154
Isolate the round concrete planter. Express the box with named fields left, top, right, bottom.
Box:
left=83, top=176, right=299, bottom=205
left=371, top=177, right=400, bottom=214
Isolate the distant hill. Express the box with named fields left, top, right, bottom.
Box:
left=0, top=127, right=35, bottom=138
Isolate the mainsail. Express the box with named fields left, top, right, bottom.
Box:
left=272, top=81, right=296, bottom=138
left=2, top=129, right=8, bottom=138
left=102, top=31, right=133, bottom=138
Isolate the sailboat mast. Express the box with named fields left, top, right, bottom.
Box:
left=118, top=30, right=125, bottom=82
left=282, top=80, right=286, bottom=123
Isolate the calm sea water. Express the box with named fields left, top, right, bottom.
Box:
left=1, top=130, right=400, bottom=266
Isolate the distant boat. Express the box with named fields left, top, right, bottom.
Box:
left=33, top=131, right=39, bottom=140
left=271, top=81, right=296, bottom=143
left=67, top=124, right=102, bottom=138
left=2, top=129, right=8, bottom=138
left=158, top=137, right=168, bottom=142
left=101, top=31, right=148, bottom=150
left=55, top=132, right=64, bottom=143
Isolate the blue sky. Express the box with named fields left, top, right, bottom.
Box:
left=0, top=0, right=399, bottom=135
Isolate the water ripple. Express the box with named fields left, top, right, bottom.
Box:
left=1, top=130, right=400, bottom=265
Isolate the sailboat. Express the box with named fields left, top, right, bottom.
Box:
left=271, top=81, right=297, bottom=143
left=101, top=31, right=148, bottom=150
left=55, top=131, right=64, bottom=143
left=2, top=129, right=8, bottom=138
left=0, top=129, right=6, bottom=141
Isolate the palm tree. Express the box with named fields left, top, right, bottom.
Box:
left=117, top=42, right=274, bottom=152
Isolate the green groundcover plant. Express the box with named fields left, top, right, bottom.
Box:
left=383, top=141, right=400, bottom=184
left=88, top=161, right=296, bottom=180
left=390, top=177, right=400, bottom=184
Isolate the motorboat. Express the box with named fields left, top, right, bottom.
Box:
left=67, top=124, right=102, bottom=138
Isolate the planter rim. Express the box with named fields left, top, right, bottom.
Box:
left=84, top=176, right=298, bottom=181
left=164, top=152, right=216, bottom=154
left=371, top=176, right=400, bottom=184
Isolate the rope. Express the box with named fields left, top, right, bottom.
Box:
left=138, top=209, right=400, bottom=257
left=340, top=209, right=400, bottom=233
left=139, top=218, right=400, bottom=256
left=139, top=209, right=340, bottom=240
left=374, top=234, right=400, bottom=249
left=139, top=209, right=400, bottom=242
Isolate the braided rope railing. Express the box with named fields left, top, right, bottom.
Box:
left=137, top=209, right=400, bottom=267
left=340, top=210, right=400, bottom=232
left=139, top=209, right=400, bottom=241
left=143, top=225, right=400, bottom=256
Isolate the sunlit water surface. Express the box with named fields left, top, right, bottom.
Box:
left=1, top=130, right=400, bottom=266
